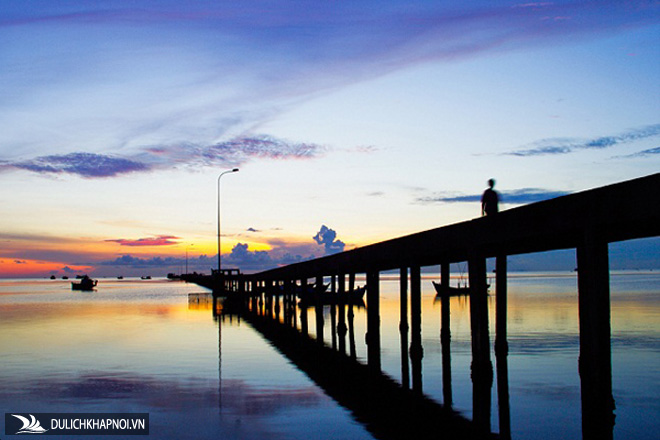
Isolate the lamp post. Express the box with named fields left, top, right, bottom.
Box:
left=217, top=168, right=239, bottom=274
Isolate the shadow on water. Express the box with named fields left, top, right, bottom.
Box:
left=212, top=294, right=498, bottom=440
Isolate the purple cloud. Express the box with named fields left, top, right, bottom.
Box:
left=2, top=135, right=325, bottom=179
left=8, top=153, right=149, bottom=178
left=98, top=255, right=185, bottom=267
left=223, top=242, right=311, bottom=271
left=105, top=236, right=181, bottom=247
left=312, top=225, right=345, bottom=255
left=140, top=135, right=326, bottom=171
left=2, top=1, right=656, bottom=171
left=615, top=146, right=660, bottom=159
left=506, top=124, right=660, bottom=157
left=199, top=135, right=325, bottom=164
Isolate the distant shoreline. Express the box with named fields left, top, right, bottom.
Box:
left=0, top=269, right=658, bottom=281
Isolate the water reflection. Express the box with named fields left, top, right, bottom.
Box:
left=216, top=291, right=491, bottom=440
left=210, top=273, right=658, bottom=440
left=0, top=280, right=375, bottom=440
left=1, top=275, right=658, bottom=440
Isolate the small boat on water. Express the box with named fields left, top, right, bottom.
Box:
left=141, top=276, right=152, bottom=280
left=432, top=281, right=471, bottom=297
left=431, top=281, right=489, bottom=297
left=71, top=276, right=97, bottom=291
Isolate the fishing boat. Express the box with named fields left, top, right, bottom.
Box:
left=71, top=276, right=97, bottom=291
left=432, top=281, right=471, bottom=297
left=293, top=282, right=329, bottom=297
left=431, top=281, right=489, bottom=297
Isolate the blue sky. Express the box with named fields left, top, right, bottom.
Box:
left=0, top=1, right=658, bottom=276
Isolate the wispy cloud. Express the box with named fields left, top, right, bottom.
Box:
left=7, top=153, right=149, bottom=178
left=1, top=135, right=325, bottom=179
left=418, top=188, right=570, bottom=205
left=105, top=236, right=181, bottom=247
left=1, top=1, right=656, bottom=164
left=158, top=135, right=326, bottom=168
left=614, top=146, right=660, bottom=159
left=98, top=254, right=191, bottom=268
left=505, top=124, right=660, bottom=157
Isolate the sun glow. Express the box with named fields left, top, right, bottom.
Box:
left=0, top=259, right=92, bottom=278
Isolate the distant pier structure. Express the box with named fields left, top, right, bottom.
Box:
left=197, top=173, right=660, bottom=440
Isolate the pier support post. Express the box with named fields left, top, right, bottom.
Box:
left=410, top=265, right=423, bottom=394
left=330, top=274, right=337, bottom=350
left=251, top=291, right=258, bottom=314
left=282, top=279, right=291, bottom=326
left=469, top=254, right=493, bottom=433
left=267, top=280, right=274, bottom=319
left=337, top=273, right=347, bottom=355
left=440, top=262, right=452, bottom=407
left=348, top=273, right=357, bottom=360
left=258, top=282, right=264, bottom=316
left=577, top=231, right=615, bottom=440
left=300, top=278, right=309, bottom=336
left=291, top=281, right=298, bottom=330
left=495, top=255, right=511, bottom=440
left=274, top=283, right=281, bottom=321
left=366, top=270, right=381, bottom=372
left=330, top=301, right=338, bottom=350
left=315, top=275, right=325, bottom=345
left=399, top=267, right=410, bottom=389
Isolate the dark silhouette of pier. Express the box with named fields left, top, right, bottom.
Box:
left=192, top=173, right=660, bottom=440
left=216, top=295, right=496, bottom=440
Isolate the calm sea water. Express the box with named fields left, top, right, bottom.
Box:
left=0, top=273, right=658, bottom=439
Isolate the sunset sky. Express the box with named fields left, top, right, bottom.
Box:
left=1, top=1, right=658, bottom=277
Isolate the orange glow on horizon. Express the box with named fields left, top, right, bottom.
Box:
left=0, top=259, right=92, bottom=278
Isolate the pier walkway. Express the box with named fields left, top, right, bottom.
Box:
left=198, top=173, right=660, bottom=440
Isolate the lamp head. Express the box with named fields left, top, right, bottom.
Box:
left=232, top=168, right=239, bottom=172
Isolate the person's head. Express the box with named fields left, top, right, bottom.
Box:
left=488, top=178, right=495, bottom=189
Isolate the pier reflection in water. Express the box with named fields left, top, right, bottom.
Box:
left=3, top=275, right=656, bottom=440
left=202, top=271, right=660, bottom=440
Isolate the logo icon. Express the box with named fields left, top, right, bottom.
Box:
left=11, top=414, right=48, bottom=434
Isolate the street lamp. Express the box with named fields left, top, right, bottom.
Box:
left=217, top=168, right=239, bottom=274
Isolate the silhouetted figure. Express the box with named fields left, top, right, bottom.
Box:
left=481, top=179, right=499, bottom=216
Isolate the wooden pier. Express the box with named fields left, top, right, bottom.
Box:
left=201, top=173, right=660, bottom=440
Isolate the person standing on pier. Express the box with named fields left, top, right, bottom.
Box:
left=481, top=178, right=499, bottom=216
